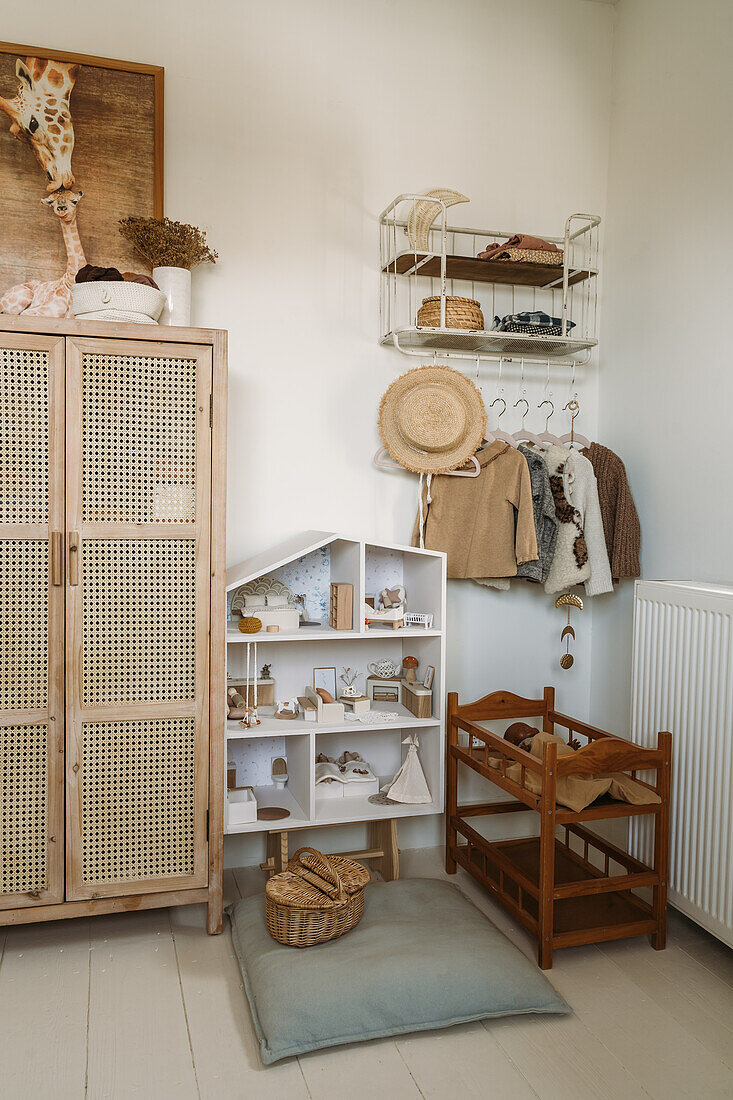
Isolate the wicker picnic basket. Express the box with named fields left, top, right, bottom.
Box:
left=416, top=295, right=484, bottom=331
left=265, top=847, right=370, bottom=947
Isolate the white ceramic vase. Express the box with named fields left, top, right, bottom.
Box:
left=153, top=266, right=191, bottom=326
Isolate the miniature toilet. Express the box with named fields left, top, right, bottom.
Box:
left=271, top=756, right=288, bottom=789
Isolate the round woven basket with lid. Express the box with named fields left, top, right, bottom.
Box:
left=265, top=847, right=370, bottom=947
left=416, top=295, right=484, bottom=330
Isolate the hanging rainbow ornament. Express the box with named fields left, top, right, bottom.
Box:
left=555, top=592, right=584, bottom=669
left=239, top=641, right=261, bottom=728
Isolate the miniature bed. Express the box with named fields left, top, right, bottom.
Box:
left=446, top=688, right=671, bottom=969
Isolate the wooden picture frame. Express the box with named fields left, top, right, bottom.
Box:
left=0, top=42, right=164, bottom=299
left=313, top=667, right=337, bottom=701
left=423, top=665, right=435, bottom=690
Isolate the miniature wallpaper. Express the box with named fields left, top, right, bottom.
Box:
left=271, top=547, right=331, bottom=623
left=227, top=546, right=331, bottom=622
left=365, top=546, right=404, bottom=599
left=229, top=736, right=285, bottom=787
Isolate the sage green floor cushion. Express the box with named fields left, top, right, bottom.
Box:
left=227, top=877, right=570, bottom=1064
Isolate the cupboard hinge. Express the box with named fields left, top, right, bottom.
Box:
left=209, top=393, right=213, bottom=428
left=206, top=809, right=210, bottom=840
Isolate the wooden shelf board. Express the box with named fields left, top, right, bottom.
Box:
left=384, top=251, right=596, bottom=288
left=227, top=705, right=438, bottom=740
left=315, top=777, right=441, bottom=825
left=225, top=784, right=309, bottom=834
left=476, top=837, right=653, bottom=935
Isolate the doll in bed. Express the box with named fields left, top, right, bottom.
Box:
left=504, top=721, right=581, bottom=752
left=501, top=722, right=660, bottom=811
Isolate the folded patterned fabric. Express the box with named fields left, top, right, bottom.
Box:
left=478, top=234, right=560, bottom=260
left=492, top=311, right=575, bottom=336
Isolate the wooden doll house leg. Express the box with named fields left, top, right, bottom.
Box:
left=369, top=819, right=400, bottom=881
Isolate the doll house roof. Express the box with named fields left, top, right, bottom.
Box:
left=225, top=530, right=443, bottom=593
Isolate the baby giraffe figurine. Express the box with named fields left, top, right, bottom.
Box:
left=504, top=722, right=581, bottom=753
left=0, top=187, right=85, bottom=317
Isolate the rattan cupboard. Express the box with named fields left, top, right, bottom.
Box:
left=0, top=317, right=226, bottom=934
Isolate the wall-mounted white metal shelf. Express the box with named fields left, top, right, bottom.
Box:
left=384, top=325, right=597, bottom=359
left=379, top=195, right=600, bottom=368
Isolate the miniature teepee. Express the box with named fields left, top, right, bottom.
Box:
left=382, top=733, right=431, bottom=803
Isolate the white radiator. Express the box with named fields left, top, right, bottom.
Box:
left=631, top=580, right=733, bottom=948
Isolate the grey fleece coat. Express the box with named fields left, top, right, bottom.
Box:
left=517, top=445, right=558, bottom=583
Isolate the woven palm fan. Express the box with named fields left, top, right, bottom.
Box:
left=406, top=189, right=469, bottom=251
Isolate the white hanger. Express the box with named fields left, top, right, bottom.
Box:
left=537, top=398, right=563, bottom=447
left=512, top=396, right=544, bottom=448
left=559, top=399, right=590, bottom=449
left=485, top=397, right=517, bottom=447
left=373, top=446, right=481, bottom=478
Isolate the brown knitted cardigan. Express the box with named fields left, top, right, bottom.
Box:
left=582, top=442, right=640, bottom=580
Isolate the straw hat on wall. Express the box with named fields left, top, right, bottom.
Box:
left=378, top=365, right=486, bottom=474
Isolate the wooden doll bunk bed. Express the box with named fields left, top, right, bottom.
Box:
left=446, top=689, right=671, bottom=969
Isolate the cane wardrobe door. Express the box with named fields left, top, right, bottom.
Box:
left=65, top=337, right=211, bottom=901
left=0, top=334, right=65, bottom=910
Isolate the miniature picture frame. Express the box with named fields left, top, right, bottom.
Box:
left=423, top=665, right=435, bottom=690
left=313, top=666, right=337, bottom=700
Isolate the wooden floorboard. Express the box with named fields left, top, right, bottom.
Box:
left=85, top=908, right=200, bottom=1099
left=550, top=944, right=733, bottom=1098
left=396, top=1020, right=538, bottom=1099
left=597, top=936, right=733, bottom=1070
left=489, top=1011, right=649, bottom=1099
left=299, top=1037, right=423, bottom=1099
left=0, top=916, right=90, bottom=1100
left=1, top=848, right=733, bottom=1098
left=171, top=899, right=309, bottom=1098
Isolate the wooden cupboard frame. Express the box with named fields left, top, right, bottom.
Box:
left=0, top=316, right=226, bottom=934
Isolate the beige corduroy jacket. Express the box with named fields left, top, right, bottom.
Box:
left=411, top=440, right=538, bottom=578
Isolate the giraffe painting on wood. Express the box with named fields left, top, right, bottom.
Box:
left=0, top=45, right=162, bottom=306
left=0, top=55, right=83, bottom=316
left=0, top=188, right=86, bottom=317
left=0, top=57, right=78, bottom=192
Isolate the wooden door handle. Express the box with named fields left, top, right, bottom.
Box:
left=51, top=531, right=63, bottom=585
left=69, top=532, right=80, bottom=586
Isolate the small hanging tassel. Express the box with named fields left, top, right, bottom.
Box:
left=418, top=472, right=425, bottom=548
left=417, top=473, right=434, bottom=550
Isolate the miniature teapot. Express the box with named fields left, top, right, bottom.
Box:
left=368, top=658, right=401, bottom=679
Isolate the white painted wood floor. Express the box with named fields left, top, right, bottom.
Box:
left=2, top=847, right=733, bottom=1100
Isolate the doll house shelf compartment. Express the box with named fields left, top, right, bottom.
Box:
left=224, top=532, right=446, bottom=834
left=379, top=196, right=600, bottom=366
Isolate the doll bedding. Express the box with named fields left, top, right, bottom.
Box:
left=495, top=731, right=661, bottom=813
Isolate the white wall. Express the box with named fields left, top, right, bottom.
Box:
left=7, top=0, right=617, bottom=863
left=591, top=0, right=733, bottom=731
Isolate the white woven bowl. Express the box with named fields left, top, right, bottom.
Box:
left=73, top=309, right=158, bottom=325
left=72, top=280, right=165, bottom=321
